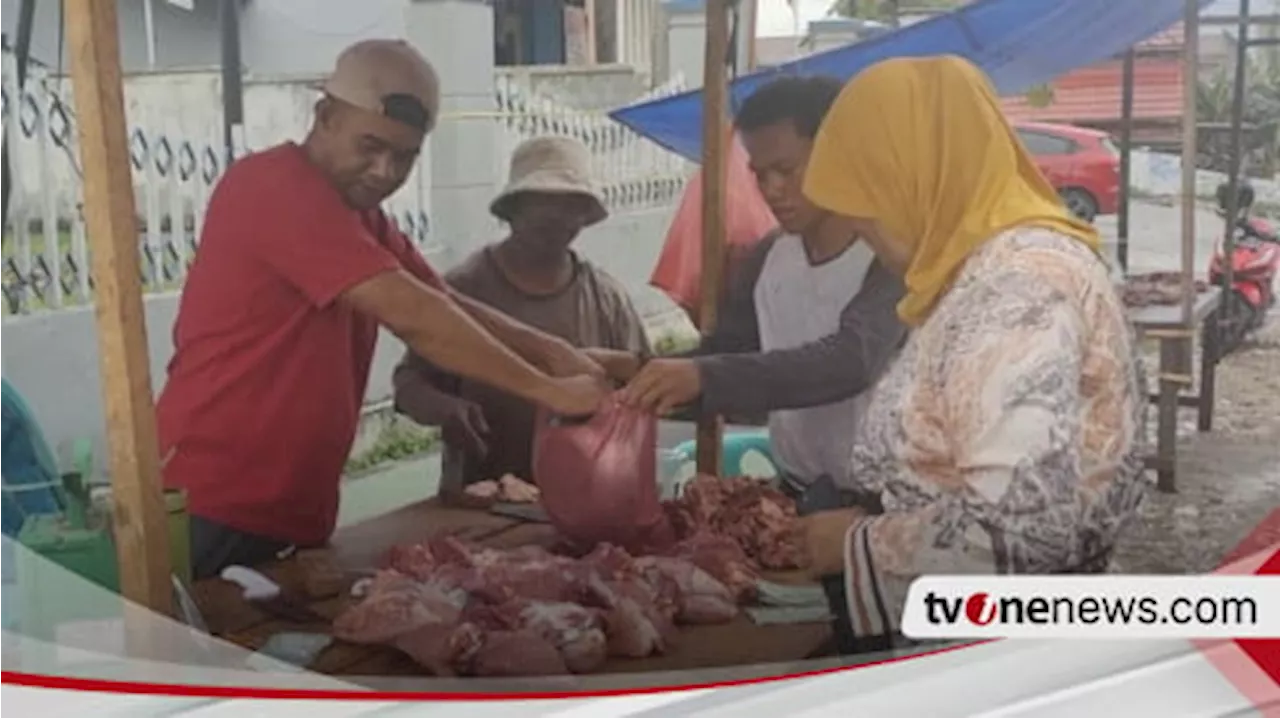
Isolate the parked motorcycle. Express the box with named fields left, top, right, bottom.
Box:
left=1206, top=181, right=1280, bottom=354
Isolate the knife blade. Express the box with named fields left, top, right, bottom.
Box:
left=489, top=502, right=550, bottom=523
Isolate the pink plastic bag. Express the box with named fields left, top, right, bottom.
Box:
left=649, top=132, right=778, bottom=322
left=532, top=398, right=674, bottom=553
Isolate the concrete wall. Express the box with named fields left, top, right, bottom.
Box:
left=237, top=0, right=407, bottom=76
left=0, top=0, right=407, bottom=76
left=0, top=203, right=678, bottom=479
left=2, top=0, right=220, bottom=73
left=2, top=0, right=687, bottom=479
left=497, top=65, right=651, bottom=110
left=665, top=11, right=706, bottom=89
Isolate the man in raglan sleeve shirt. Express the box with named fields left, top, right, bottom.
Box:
left=591, top=77, right=909, bottom=656
left=156, top=40, right=608, bottom=580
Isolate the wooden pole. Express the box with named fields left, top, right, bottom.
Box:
left=64, top=0, right=174, bottom=619
left=1180, top=0, right=1200, bottom=326
left=696, top=0, right=731, bottom=477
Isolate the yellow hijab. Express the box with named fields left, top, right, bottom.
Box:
left=802, top=55, right=1101, bottom=326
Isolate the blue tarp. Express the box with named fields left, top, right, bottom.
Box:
left=611, top=0, right=1216, bottom=162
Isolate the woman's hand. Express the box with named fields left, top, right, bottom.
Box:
left=799, top=507, right=867, bottom=579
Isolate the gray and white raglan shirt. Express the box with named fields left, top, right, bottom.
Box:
left=681, top=231, right=908, bottom=489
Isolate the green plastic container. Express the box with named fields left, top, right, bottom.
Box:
left=16, top=511, right=120, bottom=641
left=17, top=512, right=119, bottom=592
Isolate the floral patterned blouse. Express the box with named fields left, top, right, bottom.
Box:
left=842, top=227, right=1150, bottom=637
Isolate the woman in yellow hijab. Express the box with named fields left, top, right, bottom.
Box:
left=797, top=56, right=1149, bottom=647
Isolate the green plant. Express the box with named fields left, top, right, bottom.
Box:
left=651, top=331, right=700, bottom=357
left=1023, top=83, right=1056, bottom=108
left=344, top=422, right=440, bottom=477
left=1196, top=54, right=1280, bottom=175
left=828, top=0, right=966, bottom=21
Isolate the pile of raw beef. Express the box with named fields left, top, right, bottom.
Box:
left=1121, top=271, right=1210, bottom=307
left=331, top=475, right=806, bottom=676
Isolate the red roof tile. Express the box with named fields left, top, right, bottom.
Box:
left=1001, top=58, right=1185, bottom=124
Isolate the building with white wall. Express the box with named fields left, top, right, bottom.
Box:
left=0, top=0, right=669, bottom=76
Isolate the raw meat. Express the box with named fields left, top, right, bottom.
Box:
left=393, top=621, right=485, bottom=676
left=468, top=630, right=568, bottom=677
left=635, top=556, right=738, bottom=624
left=331, top=536, right=743, bottom=676
left=1121, top=271, right=1210, bottom=308
left=464, top=480, right=500, bottom=501
left=664, top=531, right=760, bottom=604
left=463, top=474, right=542, bottom=504
left=332, top=570, right=465, bottom=645
left=575, top=545, right=678, bottom=658
left=499, top=474, right=541, bottom=503
left=466, top=599, right=608, bottom=674
left=665, top=474, right=805, bottom=571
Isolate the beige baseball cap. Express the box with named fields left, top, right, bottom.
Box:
left=321, top=39, right=441, bottom=133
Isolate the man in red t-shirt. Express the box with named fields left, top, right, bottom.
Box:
left=156, top=40, right=608, bottom=579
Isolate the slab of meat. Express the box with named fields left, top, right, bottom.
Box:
left=332, top=570, right=466, bottom=645
left=393, top=621, right=486, bottom=676
left=463, top=474, right=542, bottom=504
left=468, top=630, right=569, bottom=677
left=384, top=536, right=583, bottom=603
left=338, top=535, right=744, bottom=675
left=665, top=474, right=805, bottom=571
left=664, top=531, right=759, bottom=604
left=573, top=544, right=678, bottom=658
left=634, top=556, right=737, bottom=624
left=1121, top=272, right=1210, bottom=308
left=466, top=599, right=608, bottom=674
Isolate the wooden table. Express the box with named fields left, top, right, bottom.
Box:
left=191, top=499, right=832, bottom=681
left=1128, top=288, right=1223, bottom=492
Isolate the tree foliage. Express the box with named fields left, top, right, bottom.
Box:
left=1196, top=54, right=1280, bottom=175
left=829, top=0, right=969, bottom=22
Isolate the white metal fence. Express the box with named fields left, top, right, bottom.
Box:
left=1, top=50, right=691, bottom=317
left=492, top=72, right=690, bottom=213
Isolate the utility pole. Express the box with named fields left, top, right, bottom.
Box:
left=219, top=0, right=245, bottom=166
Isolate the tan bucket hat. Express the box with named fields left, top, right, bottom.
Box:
left=490, top=137, right=608, bottom=226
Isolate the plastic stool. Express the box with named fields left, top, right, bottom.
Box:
left=670, top=429, right=777, bottom=477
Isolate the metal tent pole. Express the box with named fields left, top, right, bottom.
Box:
left=219, top=0, right=245, bottom=165
left=1220, top=0, right=1252, bottom=338
left=1180, top=0, right=1200, bottom=326
left=1117, top=48, right=1136, bottom=274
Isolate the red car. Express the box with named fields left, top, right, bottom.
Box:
left=1014, top=121, right=1121, bottom=223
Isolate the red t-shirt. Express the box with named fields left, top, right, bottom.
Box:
left=156, top=142, right=444, bottom=546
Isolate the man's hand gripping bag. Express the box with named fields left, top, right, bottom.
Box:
left=532, top=397, right=674, bottom=553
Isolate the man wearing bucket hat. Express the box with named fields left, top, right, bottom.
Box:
left=157, top=41, right=610, bottom=579
left=394, top=136, right=651, bottom=496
